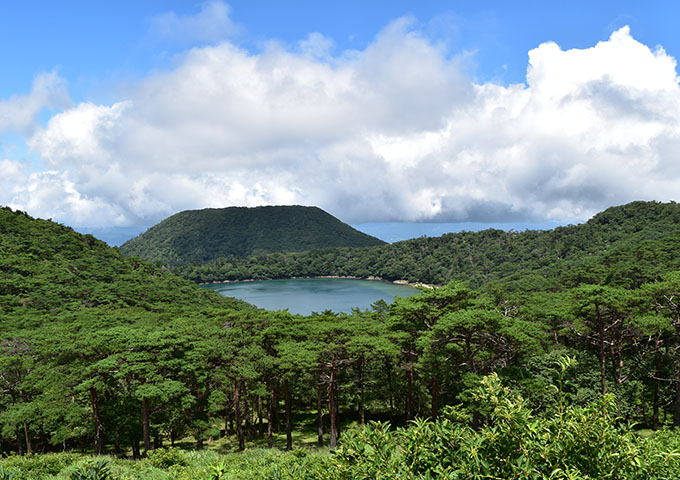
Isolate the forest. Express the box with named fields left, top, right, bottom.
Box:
left=170, top=201, right=680, bottom=290
left=118, top=205, right=384, bottom=266
left=3, top=203, right=680, bottom=478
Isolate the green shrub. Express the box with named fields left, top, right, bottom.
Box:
left=70, top=459, right=115, bottom=480
left=144, top=447, right=187, bottom=469
left=330, top=369, right=680, bottom=480
left=207, top=461, right=227, bottom=480
left=0, top=453, right=83, bottom=479
left=0, top=465, right=16, bottom=480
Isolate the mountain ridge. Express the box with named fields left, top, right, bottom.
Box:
left=171, top=201, right=680, bottom=289
left=119, top=205, right=385, bottom=265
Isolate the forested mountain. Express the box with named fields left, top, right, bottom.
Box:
left=119, top=205, right=385, bottom=265
left=174, top=201, right=680, bottom=289
left=0, top=208, right=250, bottom=316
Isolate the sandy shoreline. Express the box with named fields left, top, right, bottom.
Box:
left=199, top=275, right=435, bottom=289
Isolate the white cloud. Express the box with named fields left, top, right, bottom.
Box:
left=8, top=170, right=127, bottom=227
left=148, top=0, right=241, bottom=46
left=7, top=24, right=680, bottom=229
left=29, top=101, right=129, bottom=167
left=0, top=159, right=27, bottom=205
left=0, top=71, right=70, bottom=135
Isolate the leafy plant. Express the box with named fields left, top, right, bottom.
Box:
left=0, top=465, right=15, bottom=480
left=207, top=461, right=228, bottom=480
left=69, top=459, right=114, bottom=480
left=144, top=447, right=187, bottom=469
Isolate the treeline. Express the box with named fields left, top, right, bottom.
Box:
left=171, top=201, right=680, bottom=288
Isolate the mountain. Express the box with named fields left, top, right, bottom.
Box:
left=172, top=201, right=680, bottom=289
left=0, top=206, right=249, bottom=320
left=119, top=205, right=385, bottom=265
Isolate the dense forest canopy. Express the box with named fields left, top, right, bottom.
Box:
left=168, top=201, right=680, bottom=290
left=3, top=202, right=680, bottom=478
left=118, top=205, right=385, bottom=266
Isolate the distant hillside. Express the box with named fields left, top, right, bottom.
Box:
left=119, top=205, right=385, bottom=265
left=173, top=201, right=680, bottom=290
left=0, top=207, right=249, bottom=319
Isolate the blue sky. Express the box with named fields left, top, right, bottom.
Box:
left=3, top=1, right=678, bottom=100
left=2, top=1, right=680, bottom=244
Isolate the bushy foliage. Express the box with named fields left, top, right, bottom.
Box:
left=69, top=459, right=114, bottom=480
left=143, top=447, right=187, bottom=469
left=330, top=373, right=680, bottom=480
left=0, top=465, right=15, bottom=480
left=0, top=453, right=83, bottom=479
left=0, top=450, right=330, bottom=480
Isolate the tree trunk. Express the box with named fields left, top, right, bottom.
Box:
left=16, top=424, right=24, bottom=456
left=317, top=382, right=324, bottom=447
left=674, top=350, right=680, bottom=428
left=243, top=382, right=252, bottom=441
left=284, top=379, right=292, bottom=451
left=224, top=393, right=233, bottom=437
left=132, top=436, right=140, bottom=460
left=142, top=398, right=151, bottom=454
left=196, top=390, right=205, bottom=449
left=386, top=361, right=394, bottom=416
left=359, top=357, right=366, bottom=425
left=653, top=343, right=662, bottom=429
left=273, top=380, right=281, bottom=433
left=406, top=365, right=414, bottom=421
left=234, top=381, right=244, bottom=451
left=431, top=374, right=439, bottom=420
left=674, top=375, right=680, bottom=428
left=267, top=384, right=274, bottom=448
left=609, top=343, right=620, bottom=385
left=23, top=421, right=32, bottom=455
left=329, top=364, right=338, bottom=448
left=90, top=387, right=105, bottom=454
left=258, top=395, right=264, bottom=438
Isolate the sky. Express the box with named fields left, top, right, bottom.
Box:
left=2, top=1, right=680, bottom=244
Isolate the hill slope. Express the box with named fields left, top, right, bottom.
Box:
left=119, top=205, right=385, bottom=265
left=0, top=206, right=249, bottom=320
left=173, top=201, right=680, bottom=289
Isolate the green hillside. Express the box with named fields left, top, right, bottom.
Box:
left=119, top=205, right=385, bottom=265
left=175, top=201, right=680, bottom=288
left=0, top=207, right=249, bottom=318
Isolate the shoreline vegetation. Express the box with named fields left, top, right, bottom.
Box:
left=198, top=275, right=436, bottom=289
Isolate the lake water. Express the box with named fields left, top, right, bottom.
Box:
left=203, top=278, right=420, bottom=315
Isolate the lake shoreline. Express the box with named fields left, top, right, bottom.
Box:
left=199, top=275, right=436, bottom=289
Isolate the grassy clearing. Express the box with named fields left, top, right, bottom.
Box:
left=0, top=447, right=331, bottom=480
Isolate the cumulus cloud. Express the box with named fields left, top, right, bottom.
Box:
left=7, top=23, right=680, bottom=229
left=148, top=0, right=241, bottom=46
left=0, top=71, right=70, bottom=135
left=0, top=159, right=27, bottom=205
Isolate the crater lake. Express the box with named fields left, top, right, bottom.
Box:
left=203, top=277, right=420, bottom=314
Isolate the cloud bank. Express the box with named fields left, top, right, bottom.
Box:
left=4, top=19, right=680, bottom=229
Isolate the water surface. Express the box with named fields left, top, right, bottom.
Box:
left=204, top=278, right=419, bottom=315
